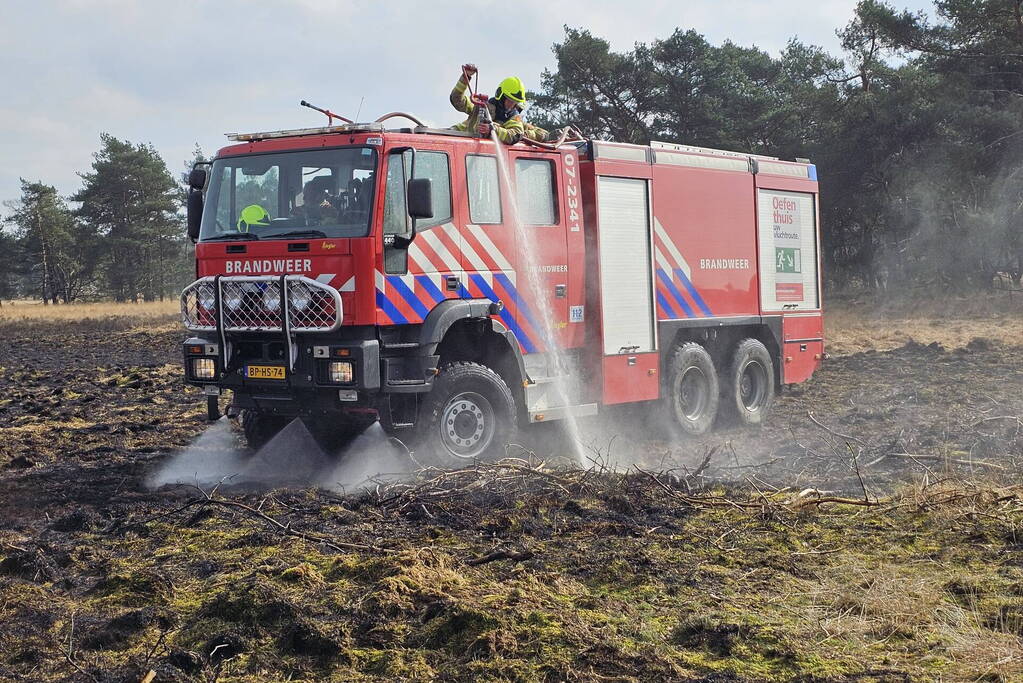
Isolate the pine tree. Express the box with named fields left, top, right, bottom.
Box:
left=5, top=180, right=79, bottom=304
left=73, top=134, right=183, bottom=301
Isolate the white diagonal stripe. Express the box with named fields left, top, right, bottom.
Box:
left=467, top=224, right=513, bottom=272
left=407, top=242, right=434, bottom=273
left=316, top=273, right=336, bottom=285
left=337, top=276, right=354, bottom=292
left=654, top=217, right=691, bottom=278
left=375, top=269, right=385, bottom=292
left=419, top=228, right=460, bottom=272
left=459, top=224, right=490, bottom=273
left=654, top=247, right=673, bottom=275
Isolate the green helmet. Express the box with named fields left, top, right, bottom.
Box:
left=237, top=204, right=270, bottom=232
left=496, top=76, right=526, bottom=104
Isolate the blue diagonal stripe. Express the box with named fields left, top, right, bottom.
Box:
left=376, top=290, right=408, bottom=324
left=492, top=273, right=544, bottom=333
left=656, top=291, right=680, bottom=320
left=656, top=269, right=695, bottom=318
left=415, top=275, right=446, bottom=304
left=469, top=274, right=537, bottom=353
left=388, top=276, right=430, bottom=319
left=674, top=268, right=712, bottom=316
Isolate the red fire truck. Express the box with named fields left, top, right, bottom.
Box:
left=181, top=115, right=823, bottom=459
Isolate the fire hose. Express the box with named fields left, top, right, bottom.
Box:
left=461, top=65, right=582, bottom=148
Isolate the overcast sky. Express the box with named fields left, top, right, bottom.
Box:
left=1, top=0, right=935, bottom=208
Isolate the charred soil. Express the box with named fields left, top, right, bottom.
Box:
left=1, top=312, right=1022, bottom=681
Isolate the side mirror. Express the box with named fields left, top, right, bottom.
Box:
left=188, top=167, right=207, bottom=191
left=407, top=178, right=433, bottom=220
left=186, top=189, right=203, bottom=241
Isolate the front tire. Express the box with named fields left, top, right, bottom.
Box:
left=724, top=338, right=775, bottom=426
left=240, top=410, right=288, bottom=450
left=411, top=362, right=516, bottom=464
left=662, top=342, right=720, bottom=436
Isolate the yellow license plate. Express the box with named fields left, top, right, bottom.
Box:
left=246, top=365, right=286, bottom=380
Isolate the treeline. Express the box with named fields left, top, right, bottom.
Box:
left=0, top=135, right=196, bottom=303
left=3, top=1, right=1018, bottom=302
left=532, top=0, right=1023, bottom=293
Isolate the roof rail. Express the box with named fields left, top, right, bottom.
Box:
left=650, top=140, right=779, bottom=161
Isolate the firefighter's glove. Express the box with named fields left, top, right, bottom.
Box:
left=477, top=122, right=492, bottom=137
left=461, top=63, right=478, bottom=81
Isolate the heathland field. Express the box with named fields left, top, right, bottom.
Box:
left=1, top=298, right=1022, bottom=681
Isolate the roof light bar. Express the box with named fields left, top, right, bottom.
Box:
left=226, top=123, right=385, bottom=142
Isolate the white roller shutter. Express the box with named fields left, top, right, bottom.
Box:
left=597, top=177, right=655, bottom=354
left=757, top=189, right=819, bottom=310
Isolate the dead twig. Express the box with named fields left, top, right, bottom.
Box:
left=56, top=612, right=98, bottom=683
left=808, top=411, right=868, bottom=446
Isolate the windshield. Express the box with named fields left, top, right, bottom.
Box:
left=199, top=146, right=377, bottom=241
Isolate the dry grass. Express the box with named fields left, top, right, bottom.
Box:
left=808, top=560, right=1023, bottom=680
left=1, top=291, right=1020, bottom=355
left=826, top=292, right=1023, bottom=356
left=0, top=299, right=178, bottom=322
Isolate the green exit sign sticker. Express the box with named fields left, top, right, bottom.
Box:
left=776, top=247, right=801, bottom=274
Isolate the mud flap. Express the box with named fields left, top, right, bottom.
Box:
left=206, top=395, right=221, bottom=421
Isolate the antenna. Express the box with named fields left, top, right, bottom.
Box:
left=355, top=96, right=365, bottom=122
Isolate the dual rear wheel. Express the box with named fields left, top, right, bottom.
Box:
left=662, top=338, right=775, bottom=436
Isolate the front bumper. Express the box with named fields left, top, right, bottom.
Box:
left=181, top=275, right=438, bottom=417
left=184, top=334, right=381, bottom=414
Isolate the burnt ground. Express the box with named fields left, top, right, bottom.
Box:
left=1, top=315, right=1022, bottom=682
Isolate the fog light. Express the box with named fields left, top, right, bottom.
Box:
left=191, top=357, right=216, bottom=379
left=327, top=361, right=353, bottom=383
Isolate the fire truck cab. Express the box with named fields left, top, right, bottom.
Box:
left=181, top=119, right=823, bottom=459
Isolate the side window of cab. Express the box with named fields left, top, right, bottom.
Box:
left=383, top=150, right=452, bottom=236
left=382, top=150, right=453, bottom=273
left=514, top=158, right=558, bottom=225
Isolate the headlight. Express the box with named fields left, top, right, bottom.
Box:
left=198, top=292, right=215, bottom=310
left=263, top=287, right=281, bottom=312
left=223, top=291, right=243, bottom=311
left=290, top=283, right=312, bottom=312
left=327, top=361, right=353, bottom=383
left=191, top=357, right=216, bottom=380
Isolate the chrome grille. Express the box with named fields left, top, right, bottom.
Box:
left=181, top=275, right=342, bottom=333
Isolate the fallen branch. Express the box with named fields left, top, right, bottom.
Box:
left=466, top=549, right=535, bottom=566
left=890, top=452, right=1006, bottom=471
left=122, top=488, right=393, bottom=555
left=808, top=411, right=868, bottom=446
left=191, top=489, right=394, bottom=554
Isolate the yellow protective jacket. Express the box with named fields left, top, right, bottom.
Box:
left=449, top=77, right=548, bottom=144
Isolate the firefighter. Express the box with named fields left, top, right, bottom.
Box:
left=450, top=64, right=550, bottom=144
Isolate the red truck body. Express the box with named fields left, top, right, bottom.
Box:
left=182, top=122, right=823, bottom=457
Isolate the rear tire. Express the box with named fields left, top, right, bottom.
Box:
left=723, top=338, right=775, bottom=427
left=661, top=342, right=720, bottom=437
left=411, top=362, right=516, bottom=464
left=240, top=410, right=288, bottom=451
